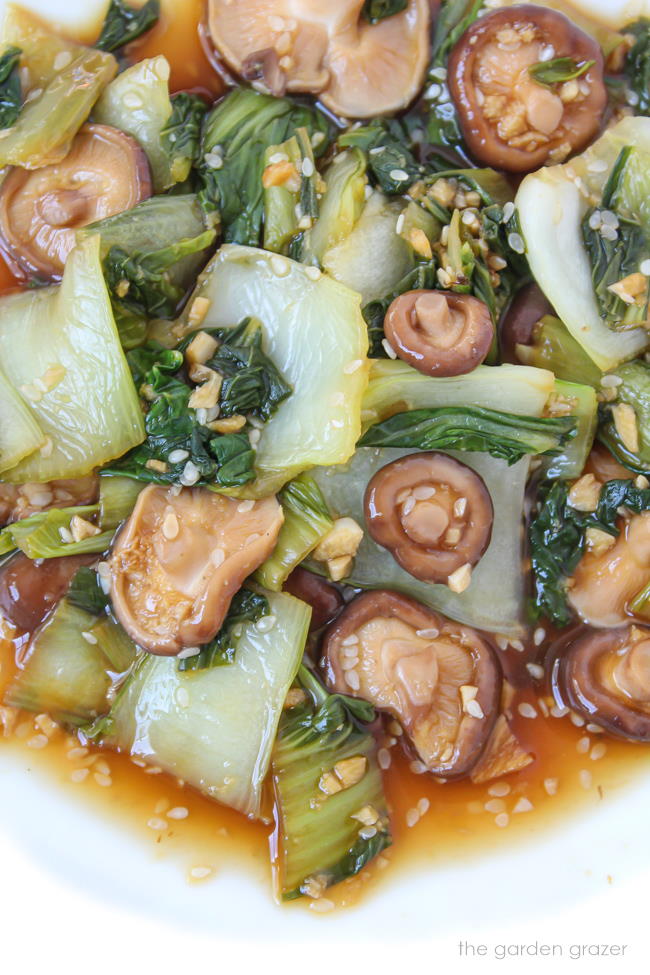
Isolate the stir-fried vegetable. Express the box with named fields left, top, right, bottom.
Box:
left=177, top=588, right=270, bottom=672
left=96, top=0, right=160, bottom=53
left=272, top=667, right=390, bottom=900
left=92, top=591, right=310, bottom=818
left=0, top=44, right=23, bottom=128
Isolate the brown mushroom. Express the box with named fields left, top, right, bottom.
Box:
left=0, top=475, right=98, bottom=528
left=0, top=124, right=151, bottom=280
left=551, top=625, right=650, bottom=740
left=469, top=714, right=534, bottom=784
left=364, top=452, right=493, bottom=587
left=207, top=0, right=431, bottom=118
left=448, top=5, right=606, bottom=172
left=0, top=552, right=95, bottom=633
left=384, top=290, right=494, bottom=377
left=323, top=589, right=501, bottom=777
left=109, top=485, right=283, bottom=655
left=569, top=512, right=650, bottom=628
left=283, top=566, right=344, bottom=631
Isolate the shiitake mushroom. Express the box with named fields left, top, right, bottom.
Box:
left=364, top=452, right=494, bottom=587
left=323, top=589, right=501, bottom=777
left=283, top=566, right=345, bottom=632
left=499, top=282, right=554, bottom=365
left=109, top=485, right=284, bottom=656
left=0, top=552, right=95, bottom=632
left=384, top=290, right=494, bottom=378
left=550, top=625, right=650, bottom=741
left=448, top=4, right=606, bottom=172
left=0, top=123, right=151, bottom=280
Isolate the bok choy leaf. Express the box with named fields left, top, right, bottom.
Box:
left=160, top=92, right=207, bottom=184
left=0, top=235, right=145, bottom=483
left=0, top=504, right=113, bottom=559
left=177, top=588, right=270, bottom=672
left=0, top=365, right=45, bottom=474
left=361, top=0, right=407, bottom=24
left=0, top=45, right=22, bottom=128
left=358, top=406, right=576, bottom=464
left=96, top=0, right=160, bottom=52
left=0, top=5, right=117, bottom=168
left=272, top=666, right=390, bottom=900
left=623, top=19, right=650, bottom=116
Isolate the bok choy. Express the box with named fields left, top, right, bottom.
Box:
left=96, top=0, right=160, bottom=52
left=0, top=365, right=44, bottom=474
left=272, top=667, right=390, bottom=900
left=0, top=235, right=145, bottom=483
left=92, top=591, right=310, bottom=818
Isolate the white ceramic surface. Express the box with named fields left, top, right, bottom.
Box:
left=1, top=2, right=649, bottom=970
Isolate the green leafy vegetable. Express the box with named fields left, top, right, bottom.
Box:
left=198, top=88, right=331, bottom=243
left=299, top=148, right=367, bottom=266
left=544, top=380, right=597, bottom=481
left=425, top=0, right=484, bottom=149
left=361, top=0, right=407, bottom=24
left=0, top=45, right=22, bottom=128
left=598, top=360, right=650, bottom=472
left=0, top=505, right=113, bottom=559
left=0, top=365, right=45, bottom=474
left=160, top=92, right=207, bottom=184
left=271, top=666, right=390, bottom=900
left=530, top=478, right=650, bottom=624
left=96, top=0, right=160, bottom=52
left=105, top=342, right=256, bottom=488
left=623, top=19, right=650, bottom=116
left=359, top=406, right=575, bottom=464
left=339, top=118, right=423, bottom=195
left=178, top=588, right=269, bottom=672
left=103, top=229, right=216, bottom=320
left=529, top=57, right=594, bottom=86
left=363, top=261, right=437, bottom=357
left=67, top=567, right=109, bottom=616
left=98, top=475, right=143, bottom=530
left=0, top=236, right=145, bottom=483
left=92, top=590, right=310, bottom=818
left=207, top=318, right=292, bottom=421
left=263, top=128, right=318, bottom=254
left=0, top=6, right=117, bottom=168
left=255, top=474, right=333, bottom=591
left=515, top=315, right=603, bottom=387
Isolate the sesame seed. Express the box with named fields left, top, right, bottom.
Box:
left=345, top=670, right=360, bottom=691
left=390, top=169, right=409, bottom=182
left=395, top=213, right=405, bottom=235
left=586, top=723, right=604, bottom=734
left=175, top=687, right=190, bottom=709
left=358, top=825, right=378, bottom=840
left=453, top=497, right=467, bottom=517
left=377, top=748, right=391, bottom=770
left=533, top=626, right=546, bottom=646
left=237, top=499, right=255, bottom=513
left=409, top=760, right=427, bottom=774
left=147, top=817, right=168, bottom=832
left=270, top=255, right=290, bottom=277
left=154, top=799, right=170, bottom=815
left=401, top=496, right=416, bottom=516
left=576, top=736, right=591, bottom=754
left=526, top=663, right=544, bottom=680
left=502, top=201, right=515, bottom=222
left=167, top=806, right=189, bottom=820
left=71, top=768, right=89, bottom=783
left=406, top=807, right=420, bottom=827
left=162, top=511, right=179, bottom=540
left=570, top=712, right=585, bottom=727
left=513, top=797, right=533, bottom=814
left=177, top=646, right=201, bottom=660
left=381, top=338, right=398, bottom=359
left=204, top=151, right=223, bottom=169
left=27, top=734, right=48, bottom=750
left=550, top=705, right=569, bottom=718
left=544, top=777, right=559, bottom=796
left=579, top=769, right=593, bottom=790
left=94, top=773, right=112, bottom=787
left=518, top=702, right=538, bottom=719
left=180, top=460, right=200, bottom=486
left=305, top=265, right=321, bottom=281
left=67, top=746, right=88, bottom=760
left=95, top=759, right=111, bottom=776
left=487, top=782, right=510, bottom=797
left=507, top=232, right=525, bottom=254
left=342, top=634, right=359, bottom=646
left=189, top=866, right=213, bottom=880
left=343, top=359, right=363, bottom=374
left=484, top=798, right=506, bottom=814
left=640, top=259, right=650, bottom=276
left=417, top=797, right=430, bottom=816
left=466, top=699, right=485, bottom=719
left=81, top=631, right=98, bottom=645
left=590, top=743, right=607, bottom=761
left=309, top=898, right=335, bottom=913
left=256, top=615, right=276, bottom=633
left=416, top=627, right=439, bottom=639
left=494, top=813, right=510, bottom=828
left=168, top=449, right=189, bottom=464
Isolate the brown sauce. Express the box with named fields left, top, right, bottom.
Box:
left=1, top=0, right=649, bottom=912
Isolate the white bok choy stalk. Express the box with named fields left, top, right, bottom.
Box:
left=179, top=244, right=370, bottom=496
left=0, top=234, right=145, bottom=483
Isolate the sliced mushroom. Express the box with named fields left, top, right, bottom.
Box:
left=0, top=475, right=98, bottom=528
left=109, top=485, right=283, bottom=655
left=569, top=512, right=650, bottom=628
left=0, top=124, right=151, bottom=280
left=207, top=0, right=431, bottom=118
left=283, top=566, right=344, bottom=631
left=469, top=714, right=534, bottom=784
left=551, top=625, right=650, bottom=740
left=323, top=589, right=501, bottom=777
left=585, top=444, right=633, bottom=484
left=384, top=290, right=494, bottom=377
left=448, top=5, right=606, bottom=172
left=0, top=552, right=95, bottom=633
left=364, top=452, right=493, bottom=586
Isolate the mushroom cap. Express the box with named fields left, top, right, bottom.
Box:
left=499, top=282, right=554, bottom=365
left=109, top=485, right=283, bottom=655
left=551, top=625, right=650, bottom=741
left=0, top=552, right=95, bottom=633
left=323, top=589, right=501, bottom=777
left=448, top=4, right=606, bottom=172
left=207, top=0, right=431, bottom=118
left=384, top=289, right=494, bottom=378
left=0, top=123, right=151, bottom=281
left=283, top=566, right=344, bottom=631
left=364, top=451, right=494, bottom=584
left=569, top=512, right=650, bottom=628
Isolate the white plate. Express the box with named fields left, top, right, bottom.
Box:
left=1, top=1, right=649, bottom=969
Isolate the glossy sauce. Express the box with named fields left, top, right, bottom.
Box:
left=1, top=0, right=649, bottom=911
